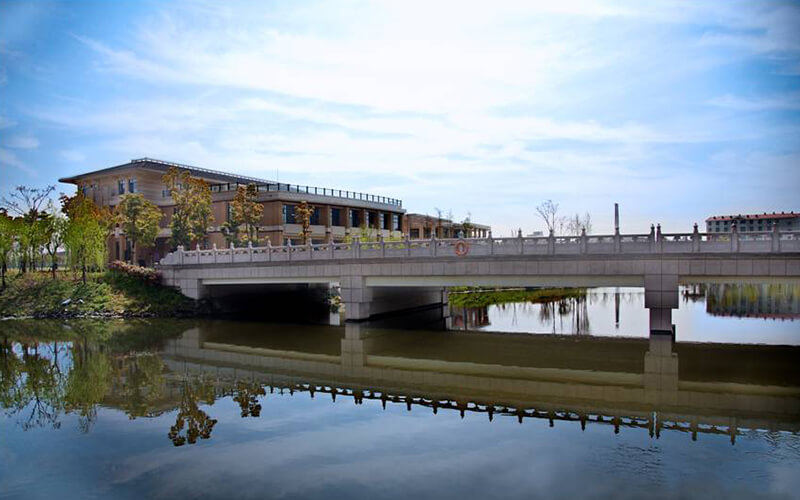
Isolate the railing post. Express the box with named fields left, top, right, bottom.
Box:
left=213, top=243, right=218, bottom=263
left=771, top=222, right=780, bottom=252
left=230, top=241, right=235, bottom=263
left=177, top=245, right=184, bottom=265
left=405, top=234, right=411, bottom=257
left=692, top=223, right=700, bottom=252
left=379, top=233, right=386, bottom=257
left=731, top=223, right=740, bottom=253
left=353, top=237, right=360, bottom=259
left=548, top=229, right=555, bottom=255
left=518, top=228, right=524, bottom=255
left=431, top=234, right=437, bottom=257
left=613, top=228, right=620, bottom=253
left=248, top=240, right=253, bottom=262
left=580, top=227, right=587, bottom=254
left=266, top=240, right=272, bottom=262
left=307, top=238, right=312, bottom=260
left=648, top=224, right=655, bottom=253
left=656, top=224, right=663, bottom=253
left=488, top=230, right=494, bottom=256
left=287, top=239, right=292, bottom=261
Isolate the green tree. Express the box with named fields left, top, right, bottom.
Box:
left=115, top=194, right=162, bottom=264
left=42, top=203, right=67, bottom=279
left=1, top=186, right=56, bottom=273
left=224, top=184, right=263, bottom=246
left=163, top=168, right=213, bottom=249
left=0, top=211, right=22, bottom=289
left=62, top=194, right=110, bottom=284
left=293, top=201, right=314, bottom=245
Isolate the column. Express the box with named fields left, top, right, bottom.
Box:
left=341, top=275, right=372, bottom=322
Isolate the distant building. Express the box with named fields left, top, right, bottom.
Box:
left=60, top=157, right=406, bottom=264
left=405, top=213, right=491, bottom=239
left=705, top=211, right=798, bottom=233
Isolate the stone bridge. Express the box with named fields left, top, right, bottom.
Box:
left=159, top=227, right=800, bottom=333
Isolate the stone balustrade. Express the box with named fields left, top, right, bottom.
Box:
left=160, top=226, right=800, bottom=266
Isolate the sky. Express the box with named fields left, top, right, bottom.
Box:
left=1, top=0, right=799, bottom=235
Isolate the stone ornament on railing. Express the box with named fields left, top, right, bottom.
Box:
left=158, top=227, right=800, bottom=266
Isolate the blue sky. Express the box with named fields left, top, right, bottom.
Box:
left=1, top=0, right=799, bottom=235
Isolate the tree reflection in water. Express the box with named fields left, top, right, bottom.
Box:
left=168, top=377, right=218, bottom=447
left=233, top=380, right=266, bottom=418
left=0, top=320, right=184, bottom=433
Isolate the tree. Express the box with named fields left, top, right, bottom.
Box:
left=41, top=205, right=67, bottom=280
left=461, top=212, right=474, bottom=238
left=62, top=194, right=110, bottom=284
left=0, top=211, right=22, bottom=289
left=536, top=199, right=566, bottom=235
left=293, top=201, right=314, bottom=245
left=567, top=212, right=593, bottom=236
left=115, top=194, right=162, bottom=264
left=1, top=186, right=56, bottom=273
left=163, top=168, right=213, bottom=249
left=224, top=184, right=263, bottom=246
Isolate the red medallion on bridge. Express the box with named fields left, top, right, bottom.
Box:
left=454, top=240, right=469, bottom=257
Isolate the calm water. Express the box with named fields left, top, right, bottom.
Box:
left=2, top=284, right=800, bottom=499
left=452, top=284, right=800, bottom=345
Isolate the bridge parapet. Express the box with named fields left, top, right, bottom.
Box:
left=160, top=229, right=800, bottom=266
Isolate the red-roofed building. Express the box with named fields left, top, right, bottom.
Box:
left=705, top=212, right=798, bottom=233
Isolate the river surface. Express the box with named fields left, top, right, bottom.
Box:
left=1, top=283, right=799, bottom=499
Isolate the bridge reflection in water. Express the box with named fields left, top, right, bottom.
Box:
left=161, top=322, right=800, bottom=445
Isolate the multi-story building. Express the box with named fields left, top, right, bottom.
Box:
left=59, top=158, right=405, bottom=264
left=705, top=212, right=798, bottom=233
left=405, top=213, right=491, bottom=240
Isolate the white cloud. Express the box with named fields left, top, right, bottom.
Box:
left=60, top=150, right=86, bottom=162
left=0, top=147, right=37, bottom=176
left=4, top=134, right=39, bottom=149
left=707, top=93, right=800, bottom=112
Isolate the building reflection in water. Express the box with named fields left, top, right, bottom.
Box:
left=2, top=319, right=799, bottom=448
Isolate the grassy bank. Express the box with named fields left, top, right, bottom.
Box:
left=449, top=287, right=586, bottom=308
left=0, top=269, right=196, bottom=319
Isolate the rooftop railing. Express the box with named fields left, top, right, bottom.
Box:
left=209, top=181, right=403, bottom=208
left=159, top=225, right=800, bottom=266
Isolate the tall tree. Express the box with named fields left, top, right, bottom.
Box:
left=41, top=204, right=67, bottom=279
left=1, top=186, right=56, bottom=273
left=536, top=199, right=566, bottom=235
left=224, top=184, right=263, bottom=246
left=62, top=194, right=110, bottom=284
left=162, top=168, right=213, bottom=249
left=293, top=201, right=314, bottom=245
left=567, top=212, right=593, bottom=236
left=115, top=194, right=162, bottom=264
left=0, top=211, right=21, bottom=289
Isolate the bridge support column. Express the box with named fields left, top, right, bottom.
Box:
left=643, top=332, right=679, bottom=403
left=341, top=276, right=373, bottom=322
left=644, top=274, right=678, bottom=335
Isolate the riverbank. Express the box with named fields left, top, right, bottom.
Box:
left=0, top=269, right=197, bottom=319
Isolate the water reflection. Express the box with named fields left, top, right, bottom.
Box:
left=450, top=284, right=800, bottom=343
left=4, top=320, right=798, bottom=447
left=3, top=319, right=800, bottom=499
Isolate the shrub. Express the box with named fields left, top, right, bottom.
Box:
left=107, top=261, right=161, bottom=285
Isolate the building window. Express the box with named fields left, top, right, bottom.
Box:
left=282, top=204, right=296, bottom=224
left=350, top=209, right=361, bottom=228
left=331, top=208, right=342, bottom=226
left=392, top=214, right=400, bottom=231
left=226, top=202, right=233, bottom=222
left=128, top=178, right=137, bottom=193
left=410, top=228, right=420, bottom=239
left=118, top=180, right=125, bottom=195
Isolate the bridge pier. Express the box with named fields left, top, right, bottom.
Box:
left=341, top=276, right=448, bottom=323
left=645, top=273, right=678, bottom=335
